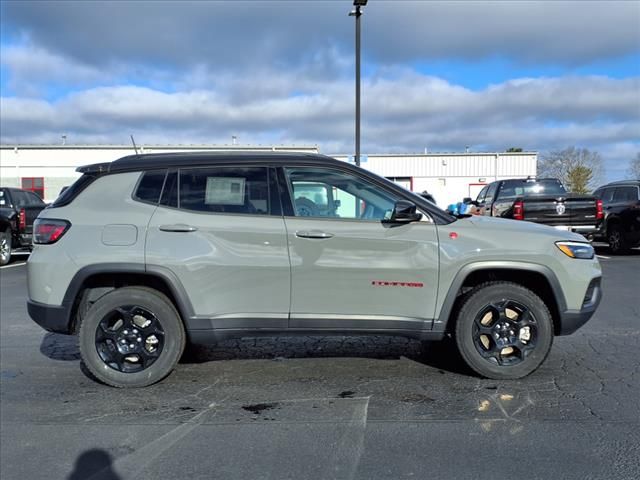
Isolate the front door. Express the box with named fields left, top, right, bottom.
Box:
left=281, top=166, right=439, bottom=332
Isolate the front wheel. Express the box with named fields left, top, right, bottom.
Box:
left=0, top=229, right=12, bottom=266
left=454, top=282, right=553, bottom=379
left=79, top=287, right=186, bottom=388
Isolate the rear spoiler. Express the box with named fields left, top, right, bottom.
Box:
left=76, top=162, right=111, bottom=174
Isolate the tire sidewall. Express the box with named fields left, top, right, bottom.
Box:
left=455, top=283, right=553, bottom=379
left=79, top=287, right=185, bottom=388
left=608, top=225, right=628, bottom=254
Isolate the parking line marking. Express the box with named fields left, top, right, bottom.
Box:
left=0, top=262, right=26, bottom=269
left=597, top=255, right=610, bottom=260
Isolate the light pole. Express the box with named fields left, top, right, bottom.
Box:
left=349, top=0, right=367, bottom=167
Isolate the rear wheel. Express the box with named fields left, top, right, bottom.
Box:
left=608, top=225, right=631, bottom=254
left=454, top=282, right=553, bottom=379
left=79, top=287, right=185, bottom=388
left=0, top=229, right=12, bottom=266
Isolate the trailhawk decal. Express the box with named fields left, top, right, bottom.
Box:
left=371, top=281, right=424, bottom=288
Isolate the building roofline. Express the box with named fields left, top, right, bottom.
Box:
left=0, top=144, right=319, bottom=150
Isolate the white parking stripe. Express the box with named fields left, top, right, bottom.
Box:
left=0, top=262, right=26, bottom=269
left=596, top=255, right=610, bottom=260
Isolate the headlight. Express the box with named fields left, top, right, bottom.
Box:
left=555, top=241, right=595, bottom=259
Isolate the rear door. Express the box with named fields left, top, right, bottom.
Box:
left=280, top=166, right=439, bottom=331
left=145, top=165, right=290, bottom=329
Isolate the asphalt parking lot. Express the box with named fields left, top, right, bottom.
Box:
left=1, top=248, right=639, bottom=480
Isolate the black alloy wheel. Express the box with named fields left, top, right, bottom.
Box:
left=471, top=300, right=537, bottom=366
left=95, top=305, right=165, bottom=373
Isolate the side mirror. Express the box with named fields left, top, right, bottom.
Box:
left=462, top=197, right=472, bottom=204
left=385, top=200, right=422, bottom=224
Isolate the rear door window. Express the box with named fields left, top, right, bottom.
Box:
left=178, top=167, right=270, bottom=215
left=613, top=186, right=639, bottom=202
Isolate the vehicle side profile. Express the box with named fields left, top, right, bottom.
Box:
left=27, top=152, right=602, bottom=387
left=593, top=180, right=640, bottom=254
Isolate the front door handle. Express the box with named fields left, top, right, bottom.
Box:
left=296, top=230, right=334, bottom=239
left=159, top=224, right=198, bottom=232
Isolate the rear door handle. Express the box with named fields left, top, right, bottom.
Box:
left=296, top=230, right=334, bottom=239
left=159, top=224, right=198, bottom=232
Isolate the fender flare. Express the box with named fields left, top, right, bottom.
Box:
left=434, top=261, right=567, bottom=331
left=61, top=263, right=195, bottom=329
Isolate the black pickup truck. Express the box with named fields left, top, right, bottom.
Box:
left=0, top=187, right=47, bottom=265
left=465, top=178, right=603, bottom=238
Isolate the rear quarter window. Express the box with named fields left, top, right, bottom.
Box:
left=134, top=170, right=167, bottom=204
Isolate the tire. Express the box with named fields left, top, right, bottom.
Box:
left=79, top=286, right=186, bottom=388
left=607, top=225, right=631, bottom=254
left=0, top=229, right=12, bottom=266
left=454, top=282, right=553, bottom=380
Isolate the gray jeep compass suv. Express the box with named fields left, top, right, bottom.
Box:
left=27, top=152, right=602, bottom=387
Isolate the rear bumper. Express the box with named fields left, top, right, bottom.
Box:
left=27, top=299, right=72, bottom=334
left=16, top=233, right=33, bottom=248
left=556, top=277, right=602, bottom=335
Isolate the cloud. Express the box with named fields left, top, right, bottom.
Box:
left=2, top=0, right=638, bottom=71
left=1, top=70, right=637, bottom=157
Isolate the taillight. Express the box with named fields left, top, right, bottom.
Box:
left=513, top=200, right=524, bottom=220
left=596, top=199, right=604, bottom=220
left=19, top=208, right=26, bottom=230
left=33, top=219, right=71, bottom=244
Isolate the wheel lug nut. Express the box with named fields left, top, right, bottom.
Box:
left=123, top=330, right=128, bottom=334
left=133, top=329, right=138, bottom=334
left=120, top=339, right=126, bottom=344
left=129, top=344, right=135, bottom=348
left=137, top=337, right=142, bottom=342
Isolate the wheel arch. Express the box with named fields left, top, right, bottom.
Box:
left=63, top=263, right=194, bottom=334
left=435, top=262, right=567, bottom=336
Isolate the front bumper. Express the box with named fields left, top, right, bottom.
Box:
left=27, top=299, right=73, bottom=334
left=556, top=277, right=602, bottom=335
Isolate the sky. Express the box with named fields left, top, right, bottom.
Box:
left=0, top=0, right=639, bottom=180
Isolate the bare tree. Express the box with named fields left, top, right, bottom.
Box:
left=628, top=153, right=640, bottom=179
left=537, top=147, right=604, bottom=191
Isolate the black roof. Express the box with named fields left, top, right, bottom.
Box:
left=77, top=151, right=343, bottom=173
left=596, top=179, right=640, bottom=188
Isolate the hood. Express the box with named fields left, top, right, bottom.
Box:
left=461, top=214, right=587, bottom=242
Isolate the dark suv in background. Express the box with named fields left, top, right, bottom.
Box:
left=593, top=180, right=640, bottom=253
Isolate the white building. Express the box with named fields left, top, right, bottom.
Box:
left=0, top=145, right=536, bottom=207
